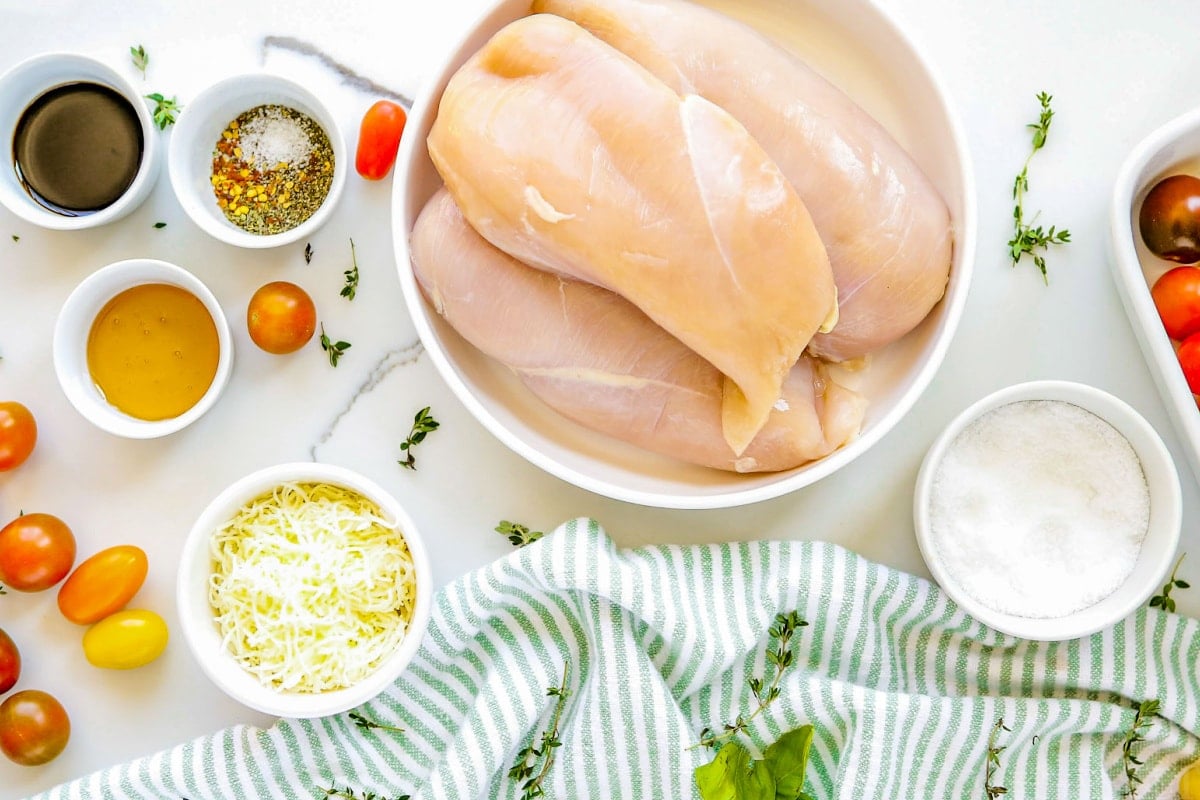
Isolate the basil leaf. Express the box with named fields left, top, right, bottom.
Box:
left=695, top=742, right=748, bottom=800
left=763, top=725, right=814, bottom=800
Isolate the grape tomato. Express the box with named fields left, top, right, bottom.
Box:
left=0, top=629, right=18, bottom=695
left=0, top=689, right=69, bottom=766
left=0, top=513, right=75, bottom=592
left=0, top=401, right=36, bottom=472
left=83, top=609, right=169, bottom=670
left=1139, top=174, right=1200, bottom=264
left=355, top=100, right=407, bottom=181
left=57, top=544, right=148, bottom=624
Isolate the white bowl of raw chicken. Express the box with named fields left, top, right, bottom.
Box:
left=393, top=0, right=976, bottom=509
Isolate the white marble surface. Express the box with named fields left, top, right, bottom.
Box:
left=1, top=0, right=1198, bottom=797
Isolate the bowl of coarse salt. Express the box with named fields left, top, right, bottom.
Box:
left=913, top=380, right=1181, bottom=641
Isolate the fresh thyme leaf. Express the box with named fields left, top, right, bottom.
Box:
left=0, top=584, right=6, bottom=595
left=348, top=711, right=405, bottom=736
left=397, top=406, right=439, bottom=470
left=341, top=238, right=360, bottom=301
left=984, top=717, right=1010, bottom=799
left=318, top=323, right=351, bottom=367
left=1149, top=552, right=1188, bottom=613
left=153, top=221, right=167, bottom=229
left=1121, top=698, right=1160, bottom=799
left=496, top=520, right=545, bottom=548
left=319, top=785, right=409, bottom=800
left=1008, top=91, right=1070, bottom=283
left=144, top=92, right=181, bottom=130
left=130, top=44, right=148, bottom=77
left=508, top=661, right=571, bottom=800
left=10, top=235, right=17, bottom=242
left=304, top=242, right=314, bottom=264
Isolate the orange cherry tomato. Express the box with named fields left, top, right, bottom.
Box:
left=0, top=402, right=36, bottom=472
left=57, top=545, right=148, bottom=624
left=1151, top=266, right=1200, bottom=340
left=0, top=690, right=69, bottom=766
left=246, top=281, right=317, bottom=355
left=355, top=100, right=407, bottom=181
left=0, top=628, right=18, bottom=695
left=0, top=513, right=75, bottom=592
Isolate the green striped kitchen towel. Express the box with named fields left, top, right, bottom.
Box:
left=36, top=517, right=1200, bottom=799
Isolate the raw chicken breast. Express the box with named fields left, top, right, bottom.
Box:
left=427, top=13, right=836, bottom=456
left=411, top=189, right=864, bottom=473
left=533, top=0, right=954, bottom=361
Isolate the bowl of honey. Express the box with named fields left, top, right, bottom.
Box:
left=53, top=258, right=234, bottom=438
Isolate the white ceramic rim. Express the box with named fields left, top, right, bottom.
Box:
left=391, top=0, right=978, bottom=510
left=913, top=379, right=1182, bottom=641
left=175, top=462, right=433, bottom=719
left=52, top=258, right=234, bottom=439
left=0, top=52, right=161, bottom=229
left=167, top=72, right=346, bottom=249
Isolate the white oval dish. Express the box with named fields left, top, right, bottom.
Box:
left=176, top=462, right=433, bottom=719
left=53, top=258, right=233, bottom=439
left=914, top=380, right=1181, bottom=641
left=0, top=52, right=161, bottom=229
left=1110, top=106, right=1200, bottom=489
left=168, top=72, right=346, bottom=248
left=392, top=0, right=976, bottom=509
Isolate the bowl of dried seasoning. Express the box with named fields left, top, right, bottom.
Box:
left=167, top=72, right=346, bottom=248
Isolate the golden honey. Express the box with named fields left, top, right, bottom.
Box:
left=86, top=284, right=219, bottom=421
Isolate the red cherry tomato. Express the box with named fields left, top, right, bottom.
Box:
left=1179, top=332, right=1200, bottom=394
left=0, top=513, right=76, bottom=592
left=57, top=545, right=148, bottom=624
left=0, top=690, right=69, bottom=766
left=0, top=629, right=18, bottom=695
left=1140, top=174, right=1200, bottom=264
left=0, top=402, right=36, bottom=472
left=247, top=281, right=317, bottom=355
left=1151, top=266, right=1200, bottom=340
left=355, top=100, right=407, bottom=181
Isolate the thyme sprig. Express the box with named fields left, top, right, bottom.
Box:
left=144, top=92, right=181, bottom=129
left=1149, top=552, right=1189, bottom=612
left=341, top=239, right=360, bottom=301
left=1008, top=91, right=1070, bottom=283
left=319, top=323, right=351, bottom=367
left=1121, top=698, right=1160, bottom=799
left=694, top=611, right=809, bottom=750
left=349, top=711, right=404, bottom=736
left=984, top=717, right=1010, bottom=799
left=319, top=785, right=408, bottom=800
left=496, top=520, right=545, bottom=548
left=508, top=661, right=571, bottom=800
left=397, top=406, right=439, bottom=470
left=130, top=44, right=148, bottom=77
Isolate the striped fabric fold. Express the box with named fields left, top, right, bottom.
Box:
left=36, top=518, right=1200, bottom=800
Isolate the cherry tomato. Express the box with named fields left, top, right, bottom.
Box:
left=57, top=545, right=148, bottom=625
left=82, top=609, right=168, bottom=669
left=0, top=513, right=75, bottom=592
left=1151, top=266, right=1200, bottom=340
left=355, top=100, right=407, bottom=180
left=247, top=281, right=317, bottom=355
left=1140, top=174, right=1200, bottom=264
left=0, top=629, right=18, bottom=695
left=0, top=690, right=69, bottom=766
left=0, top=402, right=36, bottom=472
left=1180, top=332, right=1200, bottom=394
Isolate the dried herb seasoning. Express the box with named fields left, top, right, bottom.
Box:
left=210, top=104, right=334, bottom=235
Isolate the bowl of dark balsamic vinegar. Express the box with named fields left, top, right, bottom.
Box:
left=0, top=53, right=160, bottom=229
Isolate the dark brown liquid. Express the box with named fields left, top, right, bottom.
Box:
left=12, top=82, right=143, bottom=215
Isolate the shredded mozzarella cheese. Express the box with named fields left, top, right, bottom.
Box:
left=208, top=481, right=417, bottom=693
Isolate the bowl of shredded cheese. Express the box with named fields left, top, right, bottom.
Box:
left=177, top=462, right=431, bottom=718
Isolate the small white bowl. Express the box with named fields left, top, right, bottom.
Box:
left=914, top=380, right=1182, bottom=641
left=0, top=52, right=161, bottom=229
left=53, top=258, right=233, bottom=439
left=168, top=72, right=346, bottom=248
left=392, top=0, right=975, bottom=509
left=176, top=462, right=433, bottom=719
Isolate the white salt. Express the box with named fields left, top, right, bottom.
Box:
left=238, top=106, right=312, bottom=167
left=928, top=399, right=1150, bottom=619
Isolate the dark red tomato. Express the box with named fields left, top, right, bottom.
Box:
left=0, top=513, right=76, bottom=592
left=0, top=690, right=69, bottom=766
left=355, top=100, right=407, bottom=180
left=247, top=281, right=317, bottom=355
left=1151, top=266, right=1200, bottom=340
left=0, top=402, right=36, bottom=472
left=0, top=629, right=18, bottom=695
left=1179, top=332, right=1200, bottom=394
left=1140, top=174, right=1200, bottom=264
left=57, top=544, right=148, bottom=624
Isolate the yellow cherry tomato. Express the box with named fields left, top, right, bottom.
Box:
left=1181, top=760, right=1200, bottom=800
left=82, top=609, right=168, bottom=670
